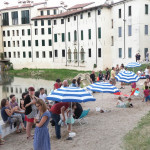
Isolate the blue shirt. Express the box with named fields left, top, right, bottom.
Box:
left=1, top=107, right=9, bottom=121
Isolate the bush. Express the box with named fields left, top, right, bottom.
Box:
left=94, top=64, right=97, bottom=68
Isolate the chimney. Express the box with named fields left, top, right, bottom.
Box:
left=18, top=0, right=22, bottom=7
left=4, top=1, right=9, bottom=7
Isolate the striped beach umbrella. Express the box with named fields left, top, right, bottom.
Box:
left=115, top=71, right=140, bottom=83
left=47, top=87, right=96, bottom=102
left=86, top=82, right=120, bottom=93
left=126, top=62, right=141, bottom=68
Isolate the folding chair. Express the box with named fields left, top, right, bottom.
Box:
left=75, top=109, right=90, bottom=125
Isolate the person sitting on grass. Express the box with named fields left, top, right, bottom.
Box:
left=143, top=86, right=150, bottom=103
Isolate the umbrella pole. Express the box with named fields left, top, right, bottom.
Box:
left=71, top=102, right=72, bottom=132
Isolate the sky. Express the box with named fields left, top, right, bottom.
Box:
left=0, top=0, right=121, bottom=9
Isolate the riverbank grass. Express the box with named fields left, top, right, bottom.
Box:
left=123, top=111, right=150, bottom=150
left=8, top=68, right=90, bottom=81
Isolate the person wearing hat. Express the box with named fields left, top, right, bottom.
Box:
left=24, top=87, right=37, bottom=139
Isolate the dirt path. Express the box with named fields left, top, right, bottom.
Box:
left=1, top=80, right=149, bottom=150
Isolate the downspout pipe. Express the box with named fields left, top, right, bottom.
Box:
left=52, top=19, right=54, bottom=62
left=123, top=1, right=126, bottom=59
left=95, top=9, right=98, bottom=67
left=65, top=17, right=67, bottom=66
left=77, top=15, right=79, bottom=67
left=30, top=8, right=34, bottom=62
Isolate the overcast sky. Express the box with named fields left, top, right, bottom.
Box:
left=0, top=0, right=121, bottom=9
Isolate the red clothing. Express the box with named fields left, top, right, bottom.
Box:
left=131, top=82, right=136, bottom=88
left=25, top=115, right=34, bottom=123
left=144, top=89, right=149, bottom=97
left=50, top=102, right=69, bottom=115
left=54, top=83, right=61, bottom=90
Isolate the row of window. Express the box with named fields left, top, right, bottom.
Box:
left=3, top=29, right=31, bottom=37
left=3, top=10, right=29, bottom=26
left=118, top=25, right=149, bottom=37
left=118, top=48, right=149, bottom=58
left=118, top=4, right=149, bottom=18
left=118, top=48, right=132, bottom=58
left=40, top=9, right=57, bottom=16
left=36, top=10, right=101, bottom=26
left=4, top=48, right=102, bottom=59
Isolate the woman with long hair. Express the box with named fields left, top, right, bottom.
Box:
left=34, top=99, right=51, bottom=150
left=1, top=99, right=25, bottom=133
left=24, top=87, right=37, bottom=139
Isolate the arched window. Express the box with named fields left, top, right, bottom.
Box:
left=80, top=48, right=85, bottom=61
left=74, top=48, right=77, bottom=60
left=68, top=49, right=71, bottom=60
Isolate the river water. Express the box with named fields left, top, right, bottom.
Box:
left=0, top=74, right=55, bottom=120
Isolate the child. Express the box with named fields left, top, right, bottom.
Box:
left=144, top=86, right=150, bottom=103
left=142, top=81, right=148, bottom=90
left=66, top=103, right=76, bottom=133
left=116, top=97, right=126, bottom=108
left=125, top=98, right=133, bottom=108
left=0, top=125, right=5, bottom=145
left=131, top=82, right=136, bottom=92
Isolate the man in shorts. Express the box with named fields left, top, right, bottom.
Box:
left=110, top=67, right=116, bottom=85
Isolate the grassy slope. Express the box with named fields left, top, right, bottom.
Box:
left=123, top=111, right=150, bottom=150
left=8, top=68, right=90, bottom=81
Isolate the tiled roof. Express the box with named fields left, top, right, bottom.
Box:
left=68, top=2, right=95, bottom=10
left=32, top=4, right=110, bottom=20
left=0, top=2, right=46, bottom=11
left=38, top=6, right=62, bottom=10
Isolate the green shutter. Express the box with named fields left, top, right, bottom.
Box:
left=35, top=40, right=38, bottom=46
left=81, top=30, right=83, bottom=40
left=41, top=19, right=44, bottom=26
left=98, top=27, right=101, bottom=39
left=48, top=20, right=51, bottom=25
left=42, top=40, right=45, bottom=46
left=88, top=29, right=91, bottom=39
left=62, top=33, right=65, bottom=42
left=54, top=34, right=57, bottom=42
left=28, top=29, right=30, bottom=35
left=29, top=52, right=32, bottom=58
left=68, top=32, right=70, bottom=41
left=145, top=5, right=149, bottom=14
left=28, top=40, right=31, bottom=46
left=74, top=30, right=77, bottom=41
left=49, top=39, right=52, bottom=46
left=23, top=52, right=26, bottom=58
left=22, top=40, right=25, bottom=47
left=48, top=28, right=51, bottom=34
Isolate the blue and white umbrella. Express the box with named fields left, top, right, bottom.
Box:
left=115, top=71, right=140, bottom=83
left=86, top=82, right=119, bottom=93
left=47, top=87, right=96, bottom=102
left=126, top=62, right=141, bottom=68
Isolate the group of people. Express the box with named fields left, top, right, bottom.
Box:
left=90, top=64, right=127, bottom=88
left=0, top=79, right=83, bottom=149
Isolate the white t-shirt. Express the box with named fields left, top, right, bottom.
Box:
left=39, top=93, right=47, bottom=102
left=120, top=69, right=125, bottom=73
left=117, top=100, right=125, bottom=107
left=144, top=68, right=149, bottom=75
